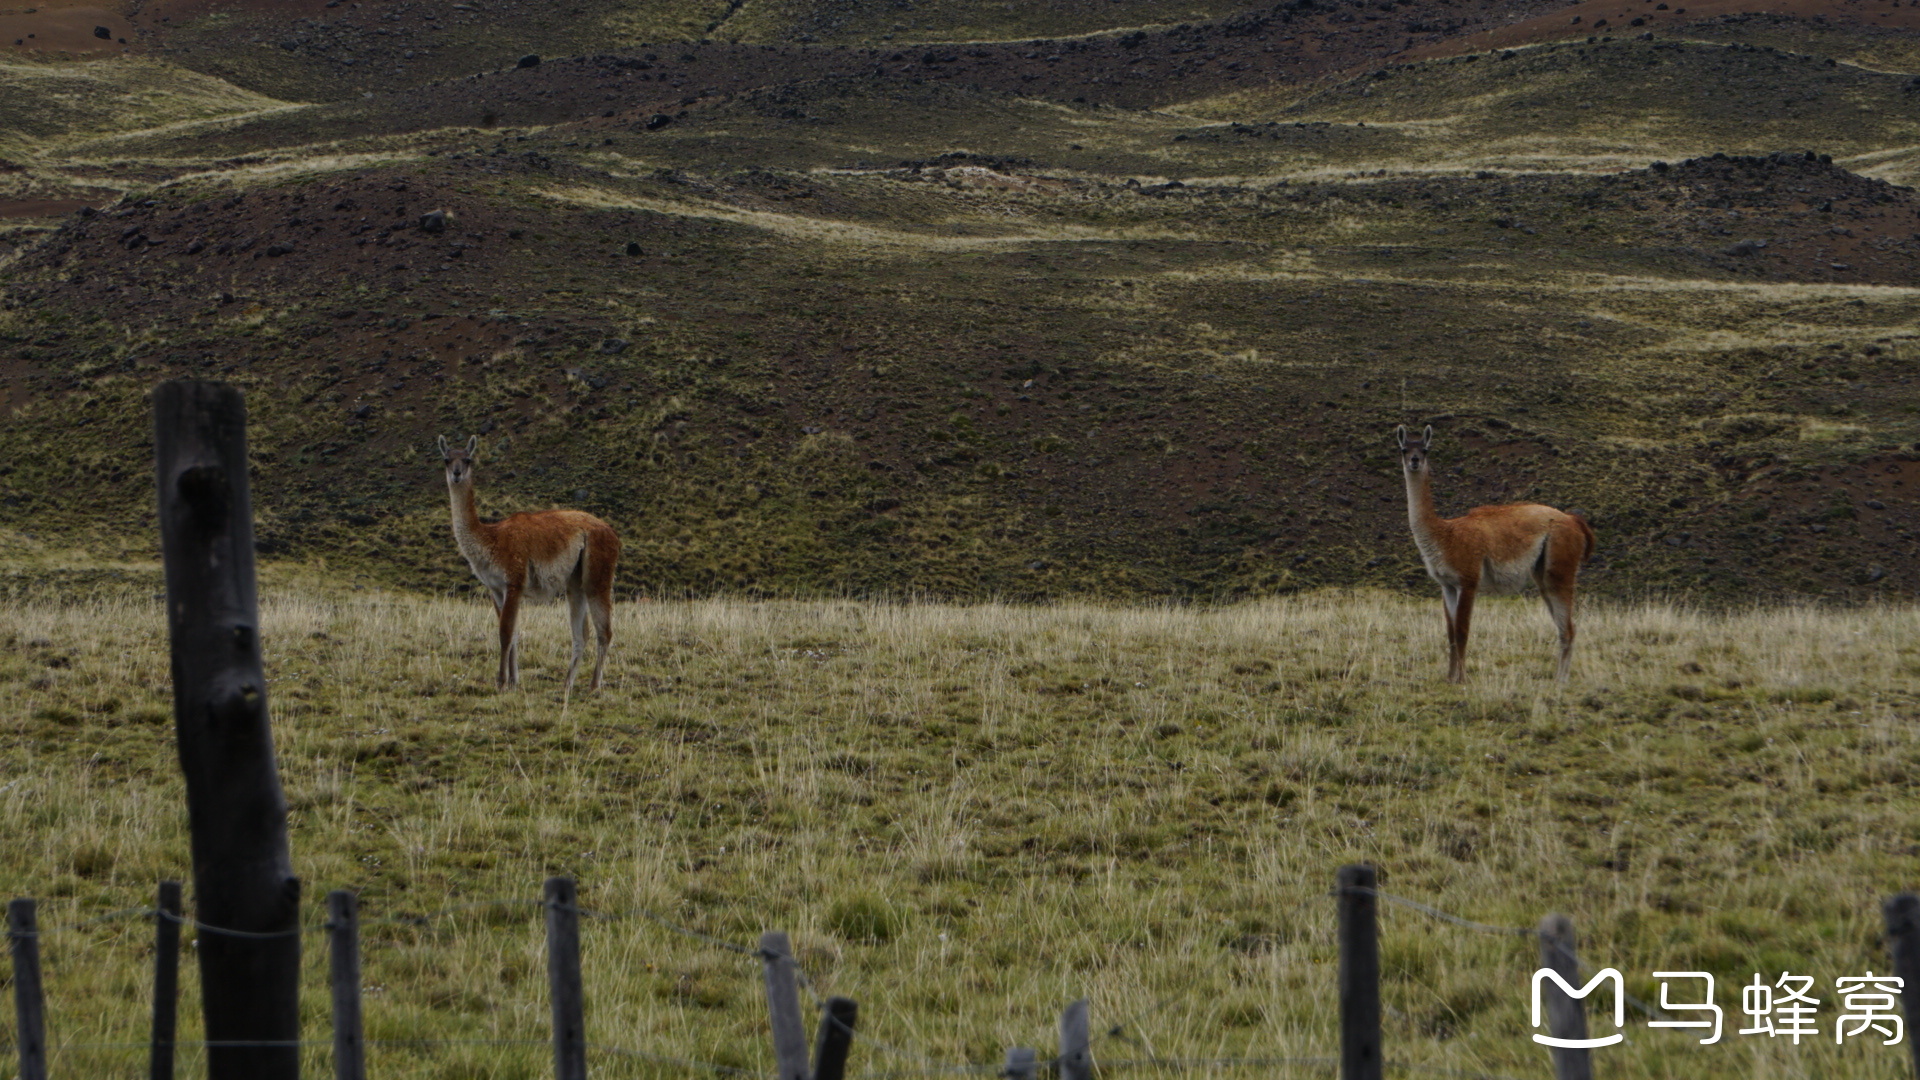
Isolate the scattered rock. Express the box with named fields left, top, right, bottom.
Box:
left=645, top=113, right=674, bottom=130
left=1724, top=239, right=1766, bottom=256
left=624, top=241, right=642, bottom=256
left=264, top=242, right=294, bottom=256
left=418, top=210, right=447, bottom=234
left=92, top=25, right=109, bottom=39
left=516, top=53, right=540, bottom=69
left=597, top=338, right=628, bottom=354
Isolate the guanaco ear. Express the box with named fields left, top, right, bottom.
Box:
left=437, top=434, right=450, bottom=459
left=1421, top=424, right=1434, bottom=450
left=1394, top=424, right=1409, bottom=450
left=465, top=435, right=478, bottom=456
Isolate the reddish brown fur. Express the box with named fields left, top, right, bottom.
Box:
left=440, top=435, right=620, bottom=691
left=1396, top=425, right=1594, bottom=683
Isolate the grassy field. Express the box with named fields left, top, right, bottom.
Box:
left=4, top=586, right=1919, bottom=1077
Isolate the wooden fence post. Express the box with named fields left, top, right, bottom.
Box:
left=544, top=877, right=587, bottom=1080
left=812, top=995, right=857, bottom=1080
left=1336, top=865, right=1382, bottom=1080
left=759, top=931, right=808, bottom=1080
left=327, top=891, right=366, bottom=1080
left=7, top=898, right=46, bottom=1080
left=151, top=880, right=183, bottom=1080
left=1537, top=914, right=1593, bottom=1080
left=1883, top=894, right=1920, bottom=1078
left=153, top=379, right=301, bottom=1080
left=1001, top=1046, right=1036, bottom=1080
left=1058, top=998, right=1092, bottom=1080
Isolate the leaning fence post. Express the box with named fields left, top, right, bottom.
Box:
left=545, top=877, right=587, bottom=1080
left=1336, top=865, right=1382, bottom=1080
left=1058, top=998, right=1092, bottom=1080
left=1883, top=894, right=1920, bottom=1078
left=759, top=931, right=809, bottom=1080
left=153, top=379, right=301, bottom=1080
left=1001, top=1046, right=1037, bottom=1079
left=151, top=881, right=183, bottom=1080
left=1537, top=914, right=1593, bottom=1080
left=8, top=898, right=47, bottom=1080
left=812, top=995, right=858, bottom=1080
left=327, top=891, right=366, bottom=1080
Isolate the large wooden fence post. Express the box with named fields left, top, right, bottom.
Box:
left=1883, top=894, right=1920, bottom=1078
left=1336, top=865, right=1382, bottom=1080
left=151, top=880, right=183, bottom=1080
left=545, top=877, right=587, bottom=1080
left=7, top=898, right=47, bottom=1080
left=1537, top=914, right=1594, bottom=1080
left=153, top=379, right=301, bottom=1080
left=327, top=891, right=366, bottom=1080
left=759, top=931, right=808, bottom=1080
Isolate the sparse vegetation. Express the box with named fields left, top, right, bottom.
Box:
left=4, top=588, right=1919, bottom=1077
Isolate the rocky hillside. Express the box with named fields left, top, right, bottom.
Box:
left=2, top=0, right=1917, bottom=600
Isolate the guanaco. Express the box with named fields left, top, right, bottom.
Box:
left=440, top=435, right=620, bottom=692
left=1397, top=424, right=1594, bottom=683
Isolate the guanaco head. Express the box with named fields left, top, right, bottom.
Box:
left=438, top=434, right=479, bottom=487
left=1395, top=424, right=1434, bottom=475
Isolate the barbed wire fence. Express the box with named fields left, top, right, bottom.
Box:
left=17, top=864, right=1914, bottom=1080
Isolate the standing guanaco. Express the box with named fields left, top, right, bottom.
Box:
left=1397, top=424, right=1594, bottom=683
left=440, top=435, right=620, bottom=691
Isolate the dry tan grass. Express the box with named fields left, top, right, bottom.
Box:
left=3, top=589, right=1919, bottom=1077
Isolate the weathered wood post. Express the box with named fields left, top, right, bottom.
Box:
left=759, top=931, right=809, bottom=1080
left=1882, top=894, right=1920, bottom=1078
left=544, top=877, right=587, bottom=1080
left=7, top=898, right=47, bottom=1080
left=327, top=890, right=366, bottom=1080
left=812, top=995, right=858, bottom=1080
left=1537, top=914, right=1593, bottom=1080
left=151, top=880, right=183, bottom=1080
left=1058, top=998, right=1092, bottom=1080
left=154, top=379, right=301, bottom=1080
left=1336, top=865, right=1382, bottom=1080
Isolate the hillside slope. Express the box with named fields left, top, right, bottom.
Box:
left=3, top=0, right=1918, bottom=600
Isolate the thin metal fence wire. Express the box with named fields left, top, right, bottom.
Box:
left=1391, top=1061, right=1534, bottom=1080
left=849, top=1057, right=1529, bottom=1079
left=1335, top=887, right=1533, bottom=937
left=794, top=966, right=958, bottom=1073
left=600, top=903, right=760, bottom=957
left=157, top=909, right=305, bottom=940
left=1335, top=886, right=1667, bottom=1022
left=37, top=905, right=155, bottom=933
left=588, top=1041, right=765, bottom=1076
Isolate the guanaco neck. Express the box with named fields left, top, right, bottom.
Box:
left=447, top=476, right=493, bottom=562
left=1403, top=462, right=1446, bottom=559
